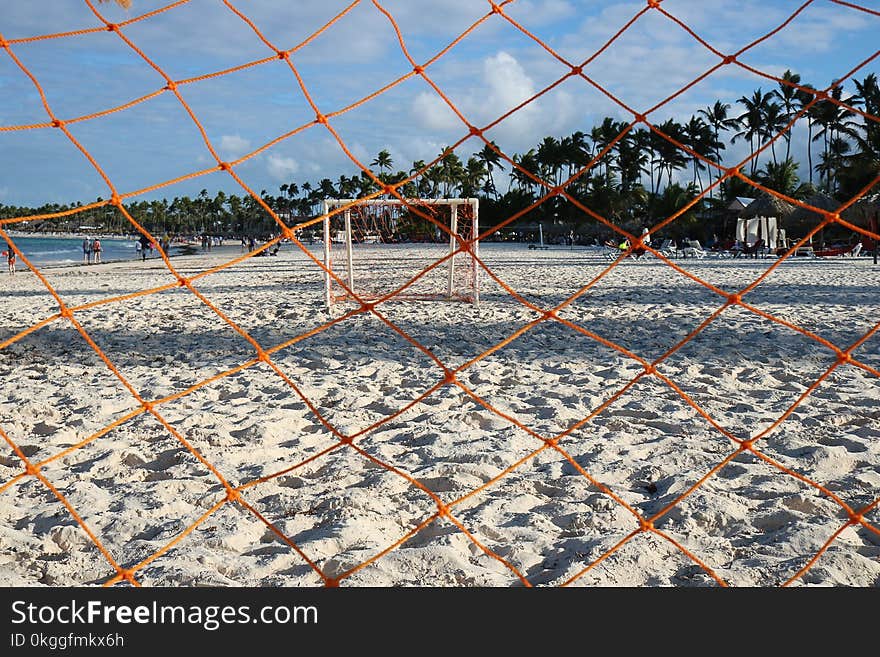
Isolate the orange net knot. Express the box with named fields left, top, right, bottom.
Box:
left=59, top=306, right=74, bottom=320
left=836, top=350, right=852, bottom=365
left=544, top=437, right=559, bottom=448
left=51, top=119, right=65, bottom=129
left=442, top=368, right=457, bottom=385
left=120, top=569, right=136, bottom=583
left=281, top=226, right=295, bottom=240
left=542, top=310, right=556, bottom=321
left=634, top=113, right=646, bottom=123
left=141, top=401, right=154, bottom=413
left=382, top=184, right=395, bottom=196
left=436, top=501, right=451, bottom=518
left=468, top=125, right=482, bottom=137
left=643, top=363, right=656, bottom=376
left=325, top=578, right=340, bottom=588
left=570, top=65, right=583, bottom=77
left=106, top=24, right=119, bottom=33
left=726, top=167, right=741, bottom=180
left=647, top=0, right=661, bottom=8
left=727, top=293, right=742, bottom=306
left=338, top=434, right=354, bottom=446
left=164, top=81, right=178, bottom=92
left=814, top=90, right=829, bottom=101
left=24, top=462, right=41, bottom=477
left=225, top=488, right=242, bottom=504
left=847, top=512, right=864, bottom=526
left=489, top=2, right=504, bottom=14
left=315, top=113, right=328, bottom=125
left=256, top=349, right=271, bottom=364
left=276, top=50, right=290, bottom=61
left=361, top=302, right=375, bottom=313
left=109, top=194, right=122, bottom=207
left=638, top=518, right=654, bottom=532
left=740, top=438, right=756, bottom=452
left=829, top=212, right=840, bottom=223
left=551, top=186, right=565, bottom=198
left=413, top=64, right=425, bottom=75
left=722, top=55, right=736, bottom=65
left=0, top=38, right=7, bottom=50
left=218, top=161, right=232, bottom=172
left=176, top=276, right=189, bottom=288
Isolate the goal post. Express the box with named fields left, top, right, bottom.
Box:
left=322, top=198, right=480, bottom=307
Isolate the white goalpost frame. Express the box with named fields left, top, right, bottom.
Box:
left=322, top=197, right=479, bottom=307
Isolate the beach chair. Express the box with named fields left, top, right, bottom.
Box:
left=849, top=243, right=863, bottom=257
left=735, top=239, right=764, bottom=258
left=602, top=241, right=621, bottom=261
left=657, top=239, right=679, bottom=258
left=682, top=240, right=707, bottom=259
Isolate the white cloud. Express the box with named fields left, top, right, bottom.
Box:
left=267, top=154, right=299, bottom=181
left=219, top=135, right=252, bottom=160
left=413, top=92, right=460, bottom=131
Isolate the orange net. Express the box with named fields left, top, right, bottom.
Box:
left=1, top=0, right=879, bottom=587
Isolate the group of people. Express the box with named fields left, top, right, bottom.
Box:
left=81, top=237, right=103, bottom=264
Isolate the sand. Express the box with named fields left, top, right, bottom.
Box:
left=0, top=242, right=878, bottom=587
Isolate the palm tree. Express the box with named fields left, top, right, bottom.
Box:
left=812, top=83, right=859, bottom=192
left=683, top=115, right=714, bottom=191
left=757, top=158, right=802, bottom=197
left=475, top=142, right=504, bottom=199
left=773, top=69, right=803, bottom=161
left=616, top=128, right=649, bottom=194
left=435, top=148, right=465, bottom=198
left=651, top=119, right=688, bottom=192
left=698, top=101, right=738, bottom=198
left=536, top=136, right=565, bottom=187
left=461, top=157, right=488, bottom=198
left=733, top=88, right=777, bottom=176
left=838, top=73, right=880, bottom=197
left=761, top=101, right=788, bottom=166
left=510, top=149, right=539, bottom=198
left=591, top=117, right=625, bottom=178
left=371, top=149, right=393, bottom=175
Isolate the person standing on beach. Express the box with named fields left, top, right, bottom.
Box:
left=6, top=244, right=16, bottom=274
left=82, top=237, right=91, bottom=264
left=92, top=237, right=102, bottom=264
left=138, top=234, right=150, bottom=261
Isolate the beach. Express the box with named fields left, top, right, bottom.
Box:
left=0, top=243, right=878, bottom=587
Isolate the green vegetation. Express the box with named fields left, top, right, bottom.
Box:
left=3, top=72, right=877, bottom=244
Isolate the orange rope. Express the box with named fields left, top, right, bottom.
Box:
left=0, top=0, right=877, bottom=588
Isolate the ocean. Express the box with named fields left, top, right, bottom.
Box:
left=1, top=235, right=176, bottom=269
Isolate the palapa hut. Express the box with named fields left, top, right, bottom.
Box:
left=842, top=193, right=880, bottom=259
left=842, top=192, right=880, bottom=228
left=737, top=192, right=796, bottom=250
left=785, top=192, right=840, bottom=247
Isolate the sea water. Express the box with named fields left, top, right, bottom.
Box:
left=2, top=236, right=160, bottom=269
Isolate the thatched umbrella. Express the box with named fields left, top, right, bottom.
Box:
left=842, top=193, right=880, bottom=228
left=784, top=192, right=840, bottom=236
left=739, top=192, right=797, bottom=220
left=737, top=193, right=796, bottom=249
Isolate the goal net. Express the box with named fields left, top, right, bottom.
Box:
left=322, top=198, right=480, bottom=306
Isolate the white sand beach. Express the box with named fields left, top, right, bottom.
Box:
left=1, top=243, right=878, bottom=587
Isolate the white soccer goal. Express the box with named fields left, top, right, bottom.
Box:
left=322, top=198, right=480, bottom=307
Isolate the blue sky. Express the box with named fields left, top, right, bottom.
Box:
left=0, top=0, right=877, bottom=207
